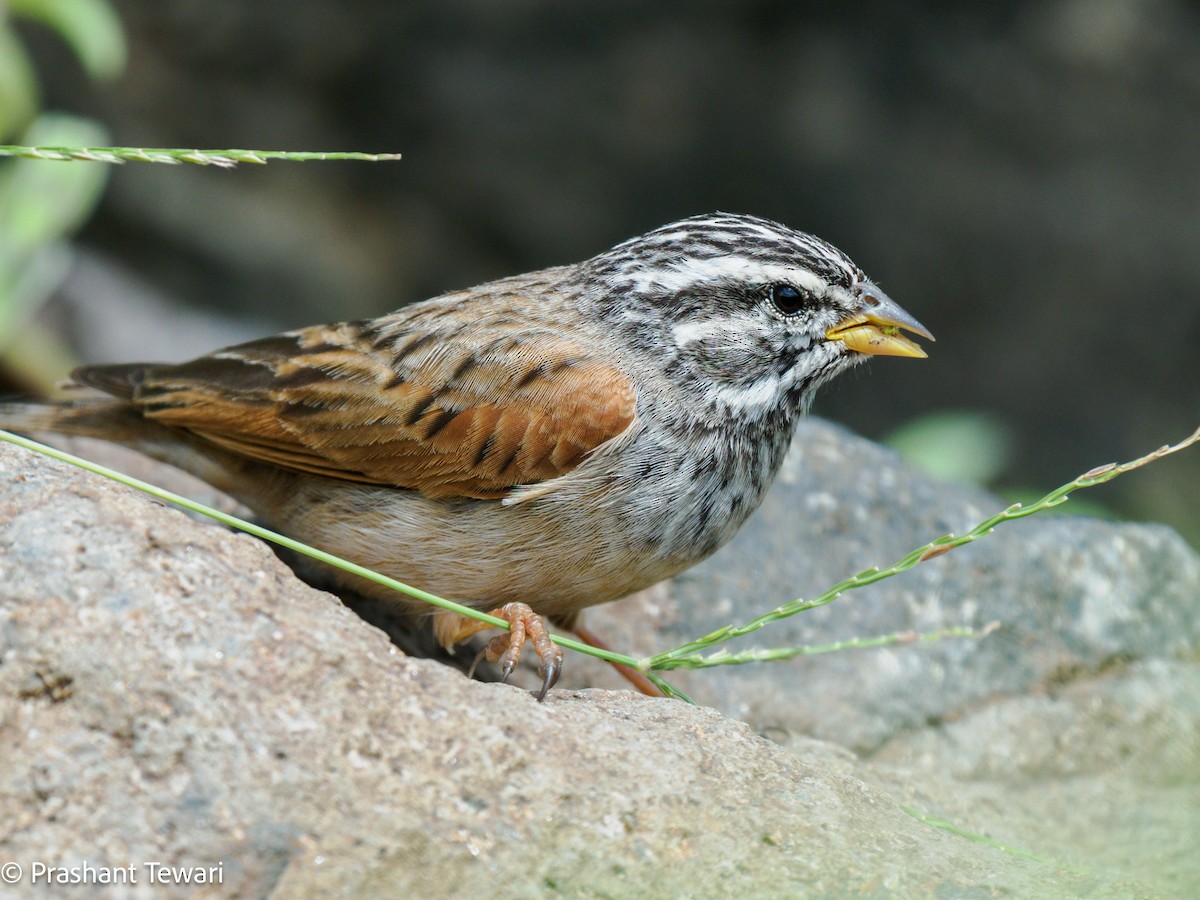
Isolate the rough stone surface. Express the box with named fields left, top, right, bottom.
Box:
left=585, top=420, right=1200, bottom=753
left=1, top=423, right=1197, bottom=896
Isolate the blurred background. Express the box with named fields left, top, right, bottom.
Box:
left=3, top=0, right=1198, bottom=546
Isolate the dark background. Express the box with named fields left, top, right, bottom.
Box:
left=21, top=0, right=1200, bottom=545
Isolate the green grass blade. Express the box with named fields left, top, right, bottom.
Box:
left=0, top=146, right=401, bottom=167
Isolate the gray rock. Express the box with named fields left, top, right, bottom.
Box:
left=574, top=419, right=1200, bottom=893
left=864, top=658, right=1200, bottom=894
left=585, top=419, right=1200, bottom=753
left=1, top=426, right=1194, bottom=896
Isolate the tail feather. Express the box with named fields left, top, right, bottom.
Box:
left=0, top=397, right=267, bottom=501
left=0, top=397, right=166, bottom=443
left=70, top=363, right=152, bottom=401
left=2, top=360, right=159, bottom=440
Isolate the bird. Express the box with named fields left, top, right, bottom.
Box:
left=0, top=213, right=931, bottom=700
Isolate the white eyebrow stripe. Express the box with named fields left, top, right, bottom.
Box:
left=712, top=374, right=784, bottom=409
left=671, top=315, right=756, bottom=349
left=615, top=258, right=829, bottom=296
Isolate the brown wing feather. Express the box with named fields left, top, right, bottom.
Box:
left=76, top=305, right=636, bottom=500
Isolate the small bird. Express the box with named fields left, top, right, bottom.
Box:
left=0, top=213, right=931, bottom=699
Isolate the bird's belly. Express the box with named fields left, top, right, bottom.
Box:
left=270, top=476, right=693, bottom=621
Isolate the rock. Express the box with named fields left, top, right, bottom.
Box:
left=1, top=425, right=1195, bottom=896
left=586, top=419, right=1200, bottom=751
left=583, top=420, right=1200, bottom=893
left=866, top=657, right=1200, bottom=890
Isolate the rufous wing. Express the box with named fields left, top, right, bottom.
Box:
left=73, top=307, right=637, bottom=500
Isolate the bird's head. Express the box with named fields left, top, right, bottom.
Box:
left=586, top=212, right=932, bottom=418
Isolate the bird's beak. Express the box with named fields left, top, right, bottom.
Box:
left=824, top=281, right=933, bottom=359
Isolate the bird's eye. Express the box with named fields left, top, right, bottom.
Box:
left=769, top=283, right=806, bottom=315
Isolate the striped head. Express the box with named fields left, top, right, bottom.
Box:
left=583, top=213, right=932, bottom=421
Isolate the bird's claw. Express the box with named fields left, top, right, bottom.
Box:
left=535, top=653, right=561, bottom=702
left=468, top=602, right=563, bottom=702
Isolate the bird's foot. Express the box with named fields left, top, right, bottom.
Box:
left=436, top=602, right=563, bottom=701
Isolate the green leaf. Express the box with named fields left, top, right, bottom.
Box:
left=0, top=115, right=110, bottom=347
left=0, top=27, right=39, bottom=139
left=9, top=0, right=127, bottom=81
left=0, top=114, right=110, bottom=253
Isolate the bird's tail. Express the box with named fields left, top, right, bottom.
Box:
left=0, top=395, right=253, bottom=498
left=1, top=361, right=175, bottom=442
left=0, top=396, right=160, bottom=444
